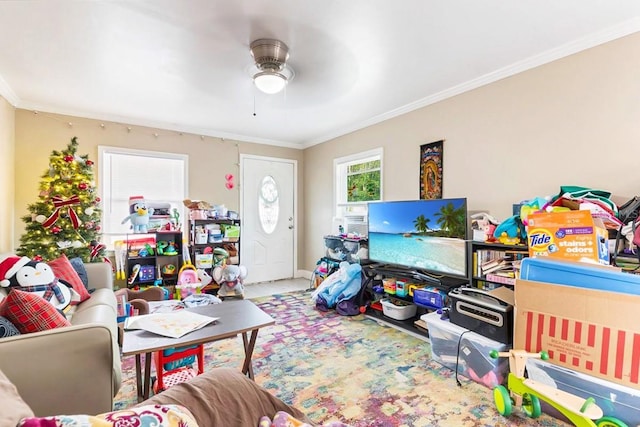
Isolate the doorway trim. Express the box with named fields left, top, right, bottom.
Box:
left=239, top=153, right=298, bottom=280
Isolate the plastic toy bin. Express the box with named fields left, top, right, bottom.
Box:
left=422, top=311, right=510, bottom=389
left=526, top=358, right=640, bottom=426
left=380, top=298, right=417, bottom=320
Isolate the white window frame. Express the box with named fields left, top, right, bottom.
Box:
left=333, top=147, right=383, bottom=221
left=98, top=146, right=189, bottom=248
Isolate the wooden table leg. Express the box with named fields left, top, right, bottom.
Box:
left=143, top=352, right=152, bottom=400
left=241, top=329, right=259, bottom=380
left=135, top=354, right=144, bottom=402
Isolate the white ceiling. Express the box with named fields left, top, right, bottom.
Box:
left=1, top=1, right=639, bottom=149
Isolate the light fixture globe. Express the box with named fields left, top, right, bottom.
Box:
left=250, top=38, right=294, bottom=94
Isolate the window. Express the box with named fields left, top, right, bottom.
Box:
left=99, top=146, right=188, bottom=247
left=334, top=148, right=383, bottom=224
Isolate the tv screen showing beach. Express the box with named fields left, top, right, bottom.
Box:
left=368, top=198, right=468, bottom=278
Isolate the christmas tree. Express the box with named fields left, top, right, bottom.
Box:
left=17, top=137, right=106, bottom=262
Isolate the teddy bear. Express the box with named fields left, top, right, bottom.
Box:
left=0, top=255, right=74, bottom=311
left=213, top=264, right=247, bottom=298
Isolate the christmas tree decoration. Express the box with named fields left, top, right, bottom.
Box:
left=16, top=137, right=106, bottom=262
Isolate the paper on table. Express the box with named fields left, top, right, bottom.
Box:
left=124, top=311, right=219, bottom=338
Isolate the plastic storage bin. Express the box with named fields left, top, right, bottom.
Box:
left=380, top=298, right=417, bottom=320
left=422, top=311, right=510, bottom=389
left=520, top=257, right=640, bottom=295
left=526, top=358, right=640, bottom=426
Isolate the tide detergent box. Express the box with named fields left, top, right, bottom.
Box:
left=526, top=210, right=609, bottom=265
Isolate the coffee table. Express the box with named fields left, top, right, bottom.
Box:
left=121, top=299, right=275, bottom=402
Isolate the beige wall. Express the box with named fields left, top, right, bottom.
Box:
left=9, top=32, right=640, bottom=272
left=303, top=32, right=640, bottom=270
left=13, top=110, right=304, bottom=264
left=0, top=97, right=15, bottom=252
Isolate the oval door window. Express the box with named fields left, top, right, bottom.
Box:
left=258, top=175, right=279, bottom=234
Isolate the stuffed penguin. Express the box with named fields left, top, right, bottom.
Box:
left=121, top=195, right=154, bottom=233
left=0, top=255, right=73, bottom=311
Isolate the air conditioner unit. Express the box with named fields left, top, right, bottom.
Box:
left=344, top=214, right=368, bottom=237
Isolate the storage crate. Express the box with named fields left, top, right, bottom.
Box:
left=526, top=358, right=640, bottom=426
left=380, top=298, right=417, bottom=320
left=422, top=311, right=510, bottom=389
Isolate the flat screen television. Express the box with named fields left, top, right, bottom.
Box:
left=367, top=198, right=468, bottom=280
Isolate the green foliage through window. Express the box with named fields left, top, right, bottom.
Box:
left=346, top=160, right=381, bottom=202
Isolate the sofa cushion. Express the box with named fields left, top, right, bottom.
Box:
left=0, top=315, right=20, bottom=337
left=0, top=368, right=34, bottom=426
left=0, top=289, right=71, bottom=333
left=73, top=288, right=117, bottom=317
left=49, top=254, right=91, bottom=303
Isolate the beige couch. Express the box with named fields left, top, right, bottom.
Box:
left=0, top=262, right=121, bottom=417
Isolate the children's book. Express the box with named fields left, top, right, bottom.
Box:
left=124, top=310, right=219, bottom=338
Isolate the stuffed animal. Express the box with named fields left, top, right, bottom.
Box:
left=213, top=264, right=247, bottom=298
left=122, top=196, right=154, bottom=233
left=493, top=215, right=526, bottom=245
left=196, top=269, right=213, bottom=288
left=0, top=255, right=74, bottom=311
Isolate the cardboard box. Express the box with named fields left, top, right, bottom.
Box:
left=514, top=278, right=640, bottom=388
left=526, top=210, right=609, bottom=265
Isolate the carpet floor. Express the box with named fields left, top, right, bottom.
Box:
left=114, top=290, right=568, bottom=426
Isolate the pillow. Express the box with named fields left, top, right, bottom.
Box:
left=0, top=369, right=34, bottom=426
left=48, top=254, right=91, bottom=303
left=0, top=315, right=20, bottom=338
left=0, top=289, right=71, bottom=334
left=17, top=404, right=198, bottom=427
left=69, top=257, right=89, bottom=289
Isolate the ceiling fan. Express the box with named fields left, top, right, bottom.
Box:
left=249, top=38, right=295, bottom=94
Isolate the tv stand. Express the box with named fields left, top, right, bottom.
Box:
left=364, top=263, right=465, bottom=292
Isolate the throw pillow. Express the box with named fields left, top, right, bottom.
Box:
left=48, top=254, right=91, bottom=303
left=17, top=404, right=198, bottom=427
left=0, top=289, right=71, bottom=334
left=69, top=256, right=89, bottom=289
left=0, top=369, right=35, bottom=426
left=0, top=315, right=20, bottom=337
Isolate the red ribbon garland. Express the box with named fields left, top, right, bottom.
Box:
left=90, top=242, right=106, bottom=260
left=42, top=195, right=81, bottom=229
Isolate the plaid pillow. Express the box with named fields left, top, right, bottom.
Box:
left=0, top=290, right=70, bottom=334
left=48, top=254, right=91, bottom=303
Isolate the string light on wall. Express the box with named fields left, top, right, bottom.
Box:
left=29, top=110, right=234, bottom=144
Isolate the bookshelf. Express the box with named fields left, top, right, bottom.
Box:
left=469, top=241, right=529, bottom=290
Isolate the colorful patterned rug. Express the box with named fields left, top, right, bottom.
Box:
left=115, top=291, right=567, bottom=426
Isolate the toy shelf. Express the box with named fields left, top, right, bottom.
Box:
left=124, top=230, right=183, bottom=289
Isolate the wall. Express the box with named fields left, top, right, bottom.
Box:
left=13, top=110, right=304, bottom=265
left=303, top=31, right=640, bottom=270
left=0, top=97, right=15, bottom=252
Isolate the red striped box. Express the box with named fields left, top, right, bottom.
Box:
left=514, top=279, right=640, bottom=389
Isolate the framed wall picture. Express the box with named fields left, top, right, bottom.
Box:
left=419, top=140, right=443, bottom=199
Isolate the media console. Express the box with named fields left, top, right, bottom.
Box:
left=363, top=263, right=467, bottom=292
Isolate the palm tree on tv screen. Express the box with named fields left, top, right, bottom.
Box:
left=413, top=215, right=431, bottom=233
left=435, top=202, right=466, bottom=238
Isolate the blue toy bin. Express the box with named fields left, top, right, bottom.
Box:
left=117, top=303, right=131, bottom=323
left=520, top=257, right=640, bottom=295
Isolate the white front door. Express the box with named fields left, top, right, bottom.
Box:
left=240, top=155, right=296, bottom=284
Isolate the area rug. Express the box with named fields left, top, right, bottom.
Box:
left=114, top=291, right=566, bottom=426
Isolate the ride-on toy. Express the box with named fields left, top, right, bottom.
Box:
left=489, top=349, right=628, bottom=427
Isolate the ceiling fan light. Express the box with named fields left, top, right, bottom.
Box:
left=253, top=71, right=288, bottom=94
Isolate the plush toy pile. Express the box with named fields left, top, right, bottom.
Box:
left=0, top=254, right=90, bottom=337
